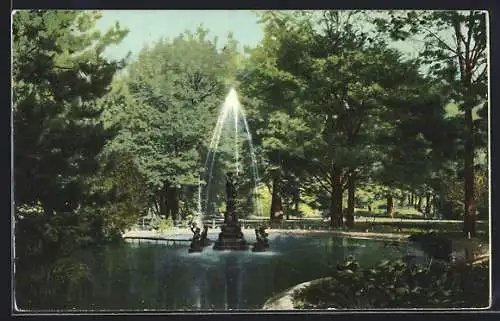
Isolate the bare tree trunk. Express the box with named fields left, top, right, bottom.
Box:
left=159, top=184, right=167, bottom=218
left=417, top=195, right=423, bottom=212
left=386, top=193, right=394, bottom=217
left=153, top=199, right=161, bottom=216
left=294, top=178, right=300, bottom=212
left=452, top=12, right=477, bottom=237
left=329, top=167, right=343, bottom=227
left=464, top=107, right=476, bottom=236
left=42, top=201, right=54, bottom=216
left=424, top=192, right=431, bottom=217
left=345, top=172, right=356, bottom=228
left=439, top=182, right=446, bottom=219
left=166, top=184, right=178, bottom=222
left=270, top=170, right=283, bottom=221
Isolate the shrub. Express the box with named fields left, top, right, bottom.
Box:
left=156, top=217, right=175, bottom=232
left=16, top=256, right=93, bottom=309
left=292, top=257, right=489, bottom=309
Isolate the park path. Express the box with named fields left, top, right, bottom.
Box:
left=123, top=228, right=410, bottom=241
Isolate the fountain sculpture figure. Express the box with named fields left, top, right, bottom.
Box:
left=188, top=225, right=203, bottom=253
left=200, top=225, right=211, bottom=247
left=252, top=226, right=269, bottom=252
left=188, top=222, right=211, bottom=253
left=213, top=172, right=249, bottom=251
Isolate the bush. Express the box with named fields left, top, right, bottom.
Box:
left=16, top=256, right=93, bottom=309
left=155, top=217, right=175, bottom=232
left=441, top=200, right=463, bottom=220
left=292, top=257, right=489, bottom=309
left=408, top=232, right=453, bottom=261
left=298, top=203, right=318, bottom=217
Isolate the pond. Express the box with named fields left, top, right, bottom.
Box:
left=16, top=233, right=429, bottom=311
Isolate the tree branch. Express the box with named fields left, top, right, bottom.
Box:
left=310, top=160, right=332, bottom=182
left=422, top=26, right=458, bottom=55
left=341, top=168, right=355, bottom=190
left=473, top=63, right=487, bottom=83
left=451, top=18, right=467, bottom=83
left=310, top=172, right=332, bottom=193
left=471, top=42, right=486, bottom=70
left=465, top=10, right=474, bottom=61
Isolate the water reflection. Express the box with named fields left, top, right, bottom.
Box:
left=16, top=234, right=429, bottom=311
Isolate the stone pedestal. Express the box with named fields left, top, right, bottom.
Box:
left=213, top=222, right=249, bottom=251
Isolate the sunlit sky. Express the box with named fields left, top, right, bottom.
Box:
left=96, top=10, right=425, bottom=61
left=96, top=10, right=266, bottom=60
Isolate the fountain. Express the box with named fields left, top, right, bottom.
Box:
left=197, top=87, right=263, bottom=223
left=188, top=87, right=268, bottom=253
left=213, top=172, right=249, bottom=251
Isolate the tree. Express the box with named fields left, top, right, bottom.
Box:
left=240, top=11, right=426, bottom=227
left=372, top=79, right=459, bottom=219
left=113, top=27, right=241, bottom=220
left=373, top=10, right=488, bottom=235
left=13, top=10, right=132, bottom=278
left=13, top=10, right=128, bottom=216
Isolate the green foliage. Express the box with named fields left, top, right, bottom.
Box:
left=15, top=209, right=97, bottom=264
left=297, top=202, right=318, bottom=217
left=13, top=10, right=127, bottom=214
left=256, top=185, right=272, bottom=218
left=293, top=257, right=489, bottom=309
left=109, top=27, right=242, bottom=218
left=240, top=10, right=446, bottom=226
left=254, top=185, right=317, bottom=218
left=474, top=164, right=489, bottom=219
left=13, top=10, right=133, bottom=274
left=372, top=10, right=488, bottom=234
left=16, top=256, right=94, bottom=309
left=87, top=151, right=150, bottom=233
left=154, top=217, right=175, bottom=232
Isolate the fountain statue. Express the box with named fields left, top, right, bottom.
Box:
left=213, top=172, right=249, bottom=251
left=188, top=224, right=203, bottom=253
left=188, top=222, right=212, bottom=253
left=252, top=226, right=269, bottom=252
left=200, top=225, right=211, bottom=247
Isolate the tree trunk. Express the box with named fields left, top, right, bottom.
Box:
left=166, top=185, right=178, bottom=222
left=430, top=194, right=438, bottom=218
left=417, top=195, right=423, bottom=212
left=161, top=181, right=178, bottom=222
left=386, top=193, right=394, bottom=217
left=294, top=179, right=300, bottom=212
left=424, top=192, right=431, bottom=217
left=345, top=172, right=356, bottom=228
left=270, top=170, right=283, bottom=221
left=464, top=107, right=476, bottom=236
left=410, top=193, right=415, bottom=208
left=452, top=14, right=477, bottom=237
left=42, top=198, right=54, bottom=216
left=439, top=182, right=446, bottom=219
left=159, top=187, right=167, bottom=218
left=329, top=167, right=343, bottom=227
left=407, top=193, right=411, bottom=207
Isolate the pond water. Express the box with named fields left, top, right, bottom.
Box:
left=16, top=233, right=429, bottom=311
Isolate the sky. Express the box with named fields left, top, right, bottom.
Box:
left=95, top=10, right=430, bottom=62
left=96, top=10, right=266, bottom=60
